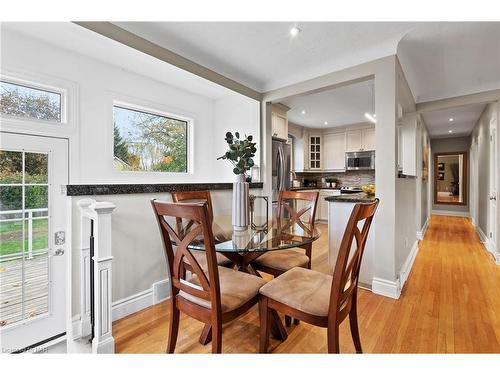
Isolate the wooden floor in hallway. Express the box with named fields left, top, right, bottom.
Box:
left=113, top=216, right=500, bottom=353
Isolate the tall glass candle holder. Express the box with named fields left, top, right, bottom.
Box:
left=249, top=195, right=268, bottom=232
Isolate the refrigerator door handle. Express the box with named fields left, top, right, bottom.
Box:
left=276, top=145, right=282, bottom=191
left=279, top=146, right=286, bottom=192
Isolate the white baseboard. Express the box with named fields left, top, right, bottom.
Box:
left=475, top=226, right=500, bottom=265
left=72, top=278, right=170, bottom=337
left=399, top=240, right=419, bottom=289
left=431, top=210, right=470, bottom=217
left=372, top=239, right=420, bottom=300
left=476, top=225, right=488, bottom=243
left=112, top=289, right=155, bottom=321
left=371, top=277, right=401, bottom=299
left=112, top=278, right=170, bottom=321
left=416, top=218, right=429, bottom=240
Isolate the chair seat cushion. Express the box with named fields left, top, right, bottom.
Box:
left=259, top=267, right=333, bottom=317
left=184, top=250, right=232, bottom=271
left=180, top=266, right=267, bottom=313
left=253, top=249, right=309, bottom=272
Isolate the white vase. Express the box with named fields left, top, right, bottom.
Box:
left=232, top=174, right=250, bottom=231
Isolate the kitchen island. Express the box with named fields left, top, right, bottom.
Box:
left=325, top=193, right=376, bottom=288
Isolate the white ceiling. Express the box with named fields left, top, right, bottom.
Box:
left=0, top=22, right=237, bottom=100
left=3, top=22, right=499, bottom=107
left=421, top=103, right=486, bottom=138
left=281, top=79, right=374, bottom=128
left=115, top=22, right=415, bottom=92
left=115, top=22, right=500, bottom=102
left=397, top=22, right=500, bottom=102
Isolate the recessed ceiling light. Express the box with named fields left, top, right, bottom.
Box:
left=324, top=121, right=328, bottom=125
left=449, top=118, right=454, bottom=122
left=301, top=110, right=306, bottom=115
left=290, top=26, right=301, bottom=37
left=449, top=130, right=453, bottom=133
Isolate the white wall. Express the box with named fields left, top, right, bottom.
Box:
left=470, top=102, right=499, bottom=235
left=288, top=122, right=305, bottom=171
left=0, top=29, right=261, bottom=318
left=394, top=61, right=420, bottom=288
left=1, top=28, right=259, bottom=185
left=214, top=95, right=260, bottom=181
left=263, top=56, right=401, bottom=297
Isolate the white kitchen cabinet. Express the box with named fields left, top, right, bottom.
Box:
left=323, top=133, right=346, bottom=171
left=271, top=112, right=288, bottom=141
left=308, top=135, right=322, bottom=170
left=346, top=127, right=375, bottom=152
left=271, top=103, right=290, bottom=141
left=363, top=127, right=376, bottom=151
left=318, top=190, right=338, bottom=221
left=294, top=189, right=319, bottom=218
left=346, top=130, right=363, bottom=152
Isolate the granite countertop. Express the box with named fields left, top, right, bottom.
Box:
left=291, top=187, right=340, bottom=191
left=325, top=192, right=376, bottom=203
left=65, top=182, right=264, bottom=196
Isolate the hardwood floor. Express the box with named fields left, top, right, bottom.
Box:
left=113, top=217, right=500, bottom=353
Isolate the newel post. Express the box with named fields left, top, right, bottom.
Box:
left=77, top=198, right=116, bottom=354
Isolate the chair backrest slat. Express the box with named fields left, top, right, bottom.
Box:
left=276, top=191, right=319, bottom=236
left=151, top=199, right=221, bottom=309
left=329, top=199, right=379, bottom=320
left=171, top=190, right=214, bottom=223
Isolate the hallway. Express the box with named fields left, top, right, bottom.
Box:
left=113, top=216, right=500, bottom=353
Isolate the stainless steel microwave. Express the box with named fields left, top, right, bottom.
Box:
left=345, top=151, right=375, bottom=170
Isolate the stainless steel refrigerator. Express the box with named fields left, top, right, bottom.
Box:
left=272, top=139, right=291, bottom=203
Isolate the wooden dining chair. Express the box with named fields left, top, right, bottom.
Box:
left=251, top=190, right=319, bottom=326
left=259, top=199, right=379, bottom=354
left=171, top=191, right=232, bottom=270
left=151, top=199, right=267, bottom=353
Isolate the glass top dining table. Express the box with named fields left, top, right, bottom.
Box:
left=179, top=215, right=321, bottom=253
left=175, top=214, right=320, bottom=343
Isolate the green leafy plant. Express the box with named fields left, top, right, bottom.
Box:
left=217, top=132, right=257, bottom=176
left=325, top=177, right=341, bottom=184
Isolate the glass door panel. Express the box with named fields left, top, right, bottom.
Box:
left=0, top=150, right=49, bottom=328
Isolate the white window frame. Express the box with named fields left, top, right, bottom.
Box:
left=0, top=75, right=68, bottom=125
left=111, top=100, right=194, bottom=175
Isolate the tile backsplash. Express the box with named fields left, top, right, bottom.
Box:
left=294, top=170, right=375, bottom=188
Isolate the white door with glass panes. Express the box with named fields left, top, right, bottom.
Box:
left=0, top=133, right=68, bottom=352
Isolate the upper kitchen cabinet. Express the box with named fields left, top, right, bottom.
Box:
left=323, top=132, right=346, bottom=171
left=308, top=134, right=322, bottom=170
left=271, top=103, right=290, bottom=141
left=363, top=127, right=376, bottom=151
left=346, top=127, right=375, bottom=152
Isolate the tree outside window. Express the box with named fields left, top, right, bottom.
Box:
left=113, top=105, right=188, bottom=173
left=0, top=81, right=61, bottom=122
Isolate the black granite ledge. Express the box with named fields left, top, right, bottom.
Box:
left=65, top=182, right=264, bottom=196
left=290, top=187, right=341, bottom=191
left=325, top=193, right=376, bottom=203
